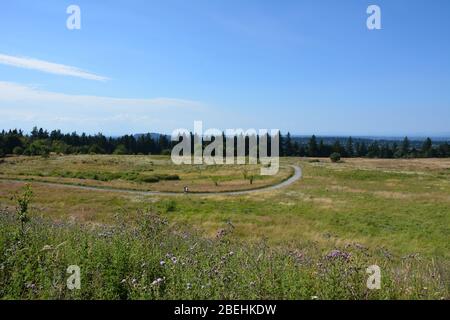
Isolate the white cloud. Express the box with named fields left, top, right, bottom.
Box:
left=0, top=53, right=109, bottom=81
left=0, top=82, right=202, bottom=109
left=0, top=82, right=206, bottom=134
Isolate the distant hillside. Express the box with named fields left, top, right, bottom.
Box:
left=133, top=133, right=165, bottom=140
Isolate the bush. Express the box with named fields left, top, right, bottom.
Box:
left=88, top=144, right=105, bottom=155
left=24, top=140, right=50, bottom=156
left=139, top=176, right=160, bottom=183
left=113, top=145, right=128, bottom=155
left=12, top=146, right=24, bottom=155
left=330, top=152, right=341, bottom=163
left=52, top=141, right=71, bottom=154
left=155, top=174, right=180, bottom=181
left=161, top=149, right=171, bottom=156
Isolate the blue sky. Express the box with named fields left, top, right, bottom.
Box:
left=0, top=0, right=449, bottom=136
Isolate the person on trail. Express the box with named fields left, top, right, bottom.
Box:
left=183, top=186, right=189, bottom=193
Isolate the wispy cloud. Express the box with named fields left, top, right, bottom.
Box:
left=0, top=81, right=206, bottom=134
left=0, top=82, right=202, bottom=109
left=0, top=54, right=109, bottom=81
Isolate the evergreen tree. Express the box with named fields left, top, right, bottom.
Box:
left=367, top=141, right=380, bottom=158
left=285, top=132, right=294, bottom=156
left=438, top=142, right=449, bottom=157
left=422, top=137, right=433, bottom=157
left=308, top=135, right=318, bottom=157
left=345, top=137, right=354, bottom=157
left=400, top=137, right=411, bottom=158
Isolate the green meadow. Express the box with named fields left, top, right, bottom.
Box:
left=0, top=155, right=449, bottom=299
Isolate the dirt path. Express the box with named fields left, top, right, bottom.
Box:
left=0, top=165, right=302, bottom=197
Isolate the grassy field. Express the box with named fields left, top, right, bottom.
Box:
left=0, top=155, right=449, bottom=299
left=0, top=155, right=292, bottom=193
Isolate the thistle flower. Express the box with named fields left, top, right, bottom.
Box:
left=326, top=249, right=351, bottom=261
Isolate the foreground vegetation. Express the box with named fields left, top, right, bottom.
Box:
left=0, top=202, right=448, bottom=300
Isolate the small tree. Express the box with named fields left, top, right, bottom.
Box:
left=242, top=168, right=255, bottom=184
left=242, top=169, right=248, bottom=180
left=14, top=184, right=33, bottom=235
left=210, top=176, right=220, bottom=186
left=330, top=152, right=341, bottom=163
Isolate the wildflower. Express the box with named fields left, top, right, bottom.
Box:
left=151, top=278, right=164, bottom=286
left=25, top=282, right=36, bottom=289
left=171, top=256, right=178, bottom=264
left=41, top=245, right=53, bottom=251
left=187, top=283, right=192, bottom=290
left=311, top=296, right=319, bottom=300
left=160, top=260, right=166, bottom=266
left=216, top=229, right=227, bottom=239
left=326, top=249, right=351, bottom=261
left=229, top=251, right=234, bottom=256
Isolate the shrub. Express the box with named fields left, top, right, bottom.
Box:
left=155, top=174, right=180, bottom=181
left=52, top=141, right=71, bottom=154
left=88, top=144, right=105, bottom=155
left=330, top=152, right=341, bottom=163
left=139, top=176, right=160, bottom=183
left=12, top=146, right=24, bottom=155
left=161, top=149, right=171, bottom=156
left=113, top=145, right=128, bottom=155
left=24, top=140, right=50, bottom=156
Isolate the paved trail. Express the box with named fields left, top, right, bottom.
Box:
left=0, top=165, right=302, bottom=197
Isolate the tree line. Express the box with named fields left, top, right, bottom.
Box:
left=281, top=133, right=450, bottom=158
left=0, top=127, right=449, bottom=158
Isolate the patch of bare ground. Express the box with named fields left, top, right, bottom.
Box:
left=329, top=185, right=366, bottom=193
left=373, top=190, right=412, bottom=199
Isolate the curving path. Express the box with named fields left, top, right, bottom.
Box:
left=0, top=165, right=302, bottom=197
